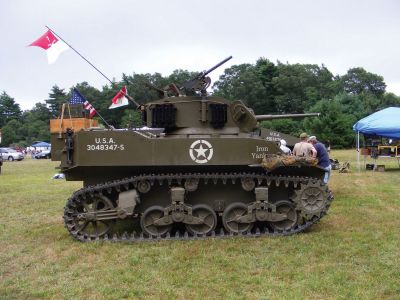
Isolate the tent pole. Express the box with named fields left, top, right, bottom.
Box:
left=357, top=131, right=360, bottom=172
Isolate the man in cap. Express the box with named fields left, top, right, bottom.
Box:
left=293, top=132, right=317, bottom=158
left=308, top=136, right=332, bottom=184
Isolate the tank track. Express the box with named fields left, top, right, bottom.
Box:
left=64, top=172, right=334, bottom=242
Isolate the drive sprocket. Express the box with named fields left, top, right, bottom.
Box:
left=293, top=181, right=328, bottom=217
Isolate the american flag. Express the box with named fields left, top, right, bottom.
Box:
left=69, top=88, right=97, bottom=118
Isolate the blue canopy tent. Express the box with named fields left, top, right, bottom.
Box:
left=353, top=107, right=400, bottom=139
left=353, top=107, right=400, bottom=169
left=31, top=141, right=51, bottom=148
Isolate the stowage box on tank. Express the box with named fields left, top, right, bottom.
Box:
left=52, top=57, right=333, bottom=242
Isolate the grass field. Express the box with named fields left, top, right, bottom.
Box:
left=1, top=150, right=400, bottom=299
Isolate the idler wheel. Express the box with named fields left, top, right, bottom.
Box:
left=270, top=200, right=298, bottom=231
left=222, top=202, right=254, bottom=234
left=67, top=194, right=115, bottom=238
left=140, top=206, right=172, bottom=237
left=185, top=204, right=217, bottom=236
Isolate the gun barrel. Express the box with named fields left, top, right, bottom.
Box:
left=203, top=56, right=233, bottom=76
left=255, top=112, right=320, bottom=121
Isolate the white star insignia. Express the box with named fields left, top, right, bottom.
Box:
left=194, top=144, right=208, bottom=159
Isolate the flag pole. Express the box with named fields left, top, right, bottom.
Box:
left=46, top=25, right=114, bottom=128
left=46, top=26, right=140, bottom=108
left=73, top=88, right=113, bottom=129
left=45, top=25, right=114, bottom=85
left=95, top=112, right=113, bottom=129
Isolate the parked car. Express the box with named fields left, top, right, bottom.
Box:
left=0, top=148, right=24, bottom=161
left=32, top=149, right=51, bottom=159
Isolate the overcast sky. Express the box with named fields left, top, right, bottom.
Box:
left=1, top=0, right=400, bottom=110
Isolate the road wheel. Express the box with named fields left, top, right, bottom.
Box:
left=8, top=156, right=14, bottom=161
left=185, top=204, right=217, bottom=236
left=222, top=202, right=254, bottom=234
left=270, top=200, right=298, bottom=231
left=140, top=206, right=172, bottom=237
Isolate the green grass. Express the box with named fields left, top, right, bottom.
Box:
left=1, top=151, right=400, bottom=299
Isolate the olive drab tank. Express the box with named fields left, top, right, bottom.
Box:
left=52, top=57, right=333, bottom=242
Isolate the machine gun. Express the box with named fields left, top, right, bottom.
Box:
left=181, top=56, right=233, bottom=96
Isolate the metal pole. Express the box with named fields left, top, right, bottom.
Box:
left=357, top=131, right=360, bottom=172
left=95, top=112, right=113, bottom=129
left=46, top=26, right=139, bottom=108
left=46, top=26, right=139, bottom=123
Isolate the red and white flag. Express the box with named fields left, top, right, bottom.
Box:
left=29, top=30, right=69, bottom=64
left=109, top=86, right=129, bottom=109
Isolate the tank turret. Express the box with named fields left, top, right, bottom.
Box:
left=51, top=57, right=333, bottom=243
left=142, top=97, right=319, bottom=134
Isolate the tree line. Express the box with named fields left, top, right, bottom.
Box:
left=1, top=58, right=399, bottom=148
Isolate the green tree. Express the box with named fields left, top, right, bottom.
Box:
left=18, top=121, right=41, bottom=146
left=167, top=69, right=196, bottom=88
left=334, top=93, right=367, bottom=120
left=339, top=67, right=386, bottom=97
left=29, top=102, right=52, bottom=122
left=380, top=92, right=400, bottom=108
left=213, top=62, right=277, bottom=114
left=304, top=99, right=356, bottom=148
left=213, top=60, right=336, bottom=115
left=260, top=119, right=303, bottom=137
left=251, top=58, right=279, bottom=113
left=0, top=91, right=22, bottom=127
left=46, top=85, right=67, bottom=117
left=273, top=63, right=335, bottom=113
left=1, top=119, right=23, bottom=146
left=213, top=63, right=253, bottom=99
left=120, top=109, right=142, bottom=127
left=122, top=72, right=170, bottom=104
left=17, top=103, right=52, bottom=146
left=359, top=92, right=381, bottom=115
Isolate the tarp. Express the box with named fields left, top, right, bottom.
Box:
left=353, top=107, right=400, bottom=139
left=31, top=141, right=51, bottom=147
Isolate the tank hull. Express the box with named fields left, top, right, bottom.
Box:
left=59, top=130, right=323, bottom=185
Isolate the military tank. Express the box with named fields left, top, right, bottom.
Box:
left=51, top=57, right=333, bottom=242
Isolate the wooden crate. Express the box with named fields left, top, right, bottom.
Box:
left=50, top=118, right=98, bottom=133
